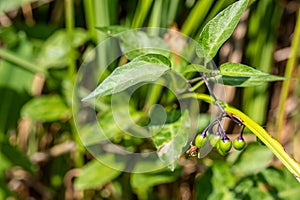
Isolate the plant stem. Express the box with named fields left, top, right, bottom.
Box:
left=83, top=0, right=96, bottom=41
left=65, top=0, right=85, bottom=167
left=243, top=0, right=282, bottom=125
left=148, top=0, right=162, bottom=35
left=166, top=0, right=179, bottom=26
left=94, top=0, right=112, bottom=75
left=143, top=0, right=164, bottom=110
left=276, top=10, right=300, bottom=141
left=65, top=0, right=76, bottom=79
left=143, top=85, right=161, bottom=111
left=226, top=104, right=300, bottom=181
left=190, top=80, right=205, bottom=92
left=181, top=0, right=214, bottom=36
left=202, top=75, right=226, bottom=115
left=95, top=0, right=110, bottom=40
left=0, top=48, right=46, bottom=75
left=181, top=93, right=300, bottom=180
left=131, top=0, right=153, bottom=28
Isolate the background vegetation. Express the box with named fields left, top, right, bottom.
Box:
left=0, top=0, right=300, bottom=199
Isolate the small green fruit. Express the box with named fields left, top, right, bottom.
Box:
left=195, top=134, right=206, bottom=148
left=209, top=134, right=220, bottom=147
left=217, top=146, right=227, bottom=156
left=219, top=139, right=232, bottom=153
left=233, top=137, right=246, bottom=150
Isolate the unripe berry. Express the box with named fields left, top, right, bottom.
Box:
left=233, top=137, right=246, bottom=150
left=219, top=138, right=232, bottom=153
left=209, top=134, right=220, bottom=147
left=217, top=146, right=227, bottom=156
left=195, top=134, right=206, bottom=148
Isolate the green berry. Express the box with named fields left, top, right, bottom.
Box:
left=209, top=134, right=220, bottom=147
left=219, top=139, right=232, bottom=153
left=195, top=134, right=206, bottom=148
left=233, top=137, right=246, bottom=150
left=217, top=146, right=227, bottom=156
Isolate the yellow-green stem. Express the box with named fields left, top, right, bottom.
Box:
left=65, top=0, right=76, bottom=79
left=276, top=11, right=300, bottom=141
left=131, top=0, right=153, bottom=28
left=0, top=48, right=46, bottom=75
left=190, top=80, right=205, bottom=92
left=83, top=0, right=96, bottom=41
left=182, top=93, right=300, bottom=180
left=181, top=0, right=214, bottom=36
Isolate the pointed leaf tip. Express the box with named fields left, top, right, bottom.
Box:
left=212, top=62, right=289, bottom=87
left=197, top=0, right=249, bottom=62
left=82, top=54, right=171, bottom=100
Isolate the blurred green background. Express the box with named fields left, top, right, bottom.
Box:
left=0, top=0, right=300, bottom=199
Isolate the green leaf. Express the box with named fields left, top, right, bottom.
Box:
left=119, top=31, right=169, bottom=60
left=21, top=95, right=71, bottom=122
left=184, top=64, right=217, bottom=74
left=196, top=162, right=236, bottom=200
left=231, top=143, right=274, bottom=177
left=0, top=26, right=19, bottom=48
left=83, top=54, right=171, bottom=100
left=149, top=110, right=190, bottom=171
left=98, top=26, right=169, bottom=60
left=197, top=0, right=248, bottom=62
left=262, top=168, right=300, bottom=199
left=131, top=169, right=180, bottom=199
left=74, top=155, right=123, bottom=190
left=212, top=62, right=288, bottom=87
left=37, top=28, right=89, bottom=69
left=0, top=32, right=33, bottom=132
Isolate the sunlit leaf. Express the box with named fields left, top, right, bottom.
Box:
left=212, top=62, right=288, bottom=87
left=197, top=0, right=248, bottom=62
left=119, top=31, right=169, bottom=60
left=83, top=54, right=171, bottom=100
left=97, top=26, right=169, bottom=60
left=149, top=110, right=190, bottom=171
left=184, top=64, right=217, bottom=74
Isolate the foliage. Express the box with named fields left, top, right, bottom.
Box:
left=0, top=0, right=299, bottom=199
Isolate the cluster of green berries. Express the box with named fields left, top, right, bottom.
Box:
left=187, top=114, right=246, bottom=157
left=195, top=131, right=246, bottom=156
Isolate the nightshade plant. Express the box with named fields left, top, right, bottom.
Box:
left=83, top=0, right=300, bottom=181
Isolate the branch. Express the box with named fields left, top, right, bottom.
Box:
left=182, top=93, right=300, bottom=181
